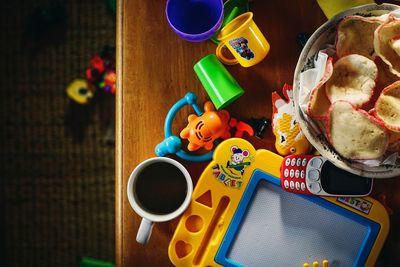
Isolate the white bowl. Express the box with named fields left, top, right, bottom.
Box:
left=293, top=3, right=400, bottom=178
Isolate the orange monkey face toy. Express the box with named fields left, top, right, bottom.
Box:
left=180, top=101, right=231, bottom=151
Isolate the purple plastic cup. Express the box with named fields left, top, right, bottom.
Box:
left=166, top=0, right=224, bottom=42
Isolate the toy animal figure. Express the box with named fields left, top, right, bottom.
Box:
left=180, top=101, right=231, bottom=151
left=272, top=84, right=312, bottom=156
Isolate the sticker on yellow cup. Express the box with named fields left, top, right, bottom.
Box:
left=216, top=12, right=270, bottom=67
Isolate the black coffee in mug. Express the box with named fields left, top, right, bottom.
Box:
left=134, top=162, right=188, bottom=215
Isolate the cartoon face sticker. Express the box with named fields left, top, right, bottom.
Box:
left=231, top=146, right=249, bottom=165
left=229, top=37, right=255, bottom=60
left=226, top=146, right=251, bottom=175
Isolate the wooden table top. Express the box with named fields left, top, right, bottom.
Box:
left=116, top=1, right=400, bottom=266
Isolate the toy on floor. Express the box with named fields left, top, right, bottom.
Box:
left=65, top=46, right=116, bottom=143
left=272, top=83, right=312, bottom=155
left=169, top=138, right=389, bottom=267
left=156, top=92, right=254, bottom=162
left=66, top=79, right=93, bottom=105
left=66, top=46, right=116, bottom=105
left=86, top=46, right=116, bottom=94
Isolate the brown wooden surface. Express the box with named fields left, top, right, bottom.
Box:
left=116, top=1, right=399, bottom=267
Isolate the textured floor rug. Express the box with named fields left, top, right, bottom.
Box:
left=0, top=1, right=115, bottom=266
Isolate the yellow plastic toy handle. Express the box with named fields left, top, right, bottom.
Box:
left=303, top=260, right=329, bottom=267
left=216, top=42, right=238, bottom=65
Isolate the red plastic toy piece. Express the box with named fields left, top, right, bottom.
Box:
left=229, top=118, right=254, bottom=138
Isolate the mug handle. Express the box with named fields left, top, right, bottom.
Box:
left=136, top=218, right=154, bottom=245
left=216, top=42, right=239, bottom=65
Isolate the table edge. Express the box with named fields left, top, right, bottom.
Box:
left=115, top=0, right=124, bottom=266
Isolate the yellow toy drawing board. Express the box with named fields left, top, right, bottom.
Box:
left=168, top=138, right=389, bottom=267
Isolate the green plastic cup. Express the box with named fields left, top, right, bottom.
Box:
left=194, top=54, right=244, bottom=110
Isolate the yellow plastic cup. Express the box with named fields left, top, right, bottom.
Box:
left=316, top=0, right=375, bottom=19
left=216, top=12, right=270, bottom=67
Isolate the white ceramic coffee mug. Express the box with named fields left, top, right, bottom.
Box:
left=127, top=157, right=193, bottom=245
